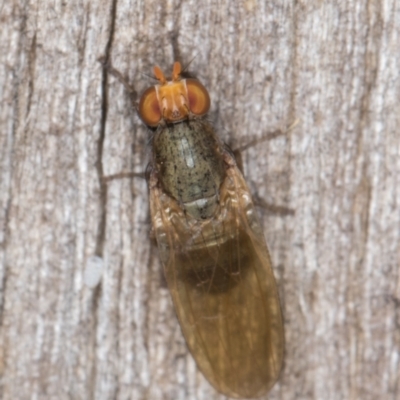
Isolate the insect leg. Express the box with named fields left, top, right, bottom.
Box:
left=231, top=121, right=299, bottom=217
left=98, top=56, right=138, bottom=108
left=102, top=171, right=145, bottom=184
left=234, top=120, right=299, bottom=154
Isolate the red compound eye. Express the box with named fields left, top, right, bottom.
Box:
left=138, top=86, right=162, bottom=127
left=138, top=64, right=211, bottom=126
left=186, top=79, right=210, bottom=116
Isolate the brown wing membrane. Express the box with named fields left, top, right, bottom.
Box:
left=149, top=157, right=284, bottom=398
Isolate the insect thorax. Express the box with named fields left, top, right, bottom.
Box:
left=152, top=120, right=226, bottom=220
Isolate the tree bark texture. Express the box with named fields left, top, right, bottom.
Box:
left=1, top=1, right=399, bottom=399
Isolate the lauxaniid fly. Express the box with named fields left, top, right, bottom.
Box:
left=104, top=60, right=284, bottom=398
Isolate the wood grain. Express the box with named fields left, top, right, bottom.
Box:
left=1, top=1, right=399, bottom=399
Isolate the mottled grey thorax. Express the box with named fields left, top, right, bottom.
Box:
left=152, top=120, right=226, bottom=219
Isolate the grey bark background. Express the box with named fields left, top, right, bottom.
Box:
left=1, top=0, right=399, bottom=399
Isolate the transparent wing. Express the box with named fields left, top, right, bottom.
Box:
left=149, top=159, right=284, bottom=398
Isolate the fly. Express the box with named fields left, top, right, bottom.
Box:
left=109, top=60, right=284, bottom=398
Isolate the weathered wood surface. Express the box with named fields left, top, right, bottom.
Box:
left=1, top=1, right=399, bottom=399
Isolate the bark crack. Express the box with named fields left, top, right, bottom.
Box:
left=95, top=0, right=118, bottom=257
left=89, top=0, right=119, bottom=399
